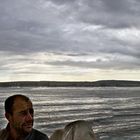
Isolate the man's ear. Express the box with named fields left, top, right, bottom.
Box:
left=5, top=112, right=11, bottom=121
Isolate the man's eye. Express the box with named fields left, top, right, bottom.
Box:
left=29, top=108, right=34, bottom=114
left=20, top=111, right=27, bottom=116
left=18, top=109, right=34, bottom=116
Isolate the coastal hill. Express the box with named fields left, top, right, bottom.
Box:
left=0, top=80, right=140, bottom=87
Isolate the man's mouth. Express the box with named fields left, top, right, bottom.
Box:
left=24, top=123, right=33, bottom=128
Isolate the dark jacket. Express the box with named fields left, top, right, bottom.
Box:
left=0, top=124, right=49, bottom=140
left=25, top=129, right=49, bottom=140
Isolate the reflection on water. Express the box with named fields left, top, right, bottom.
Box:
left=0, top=87, right=140, bottom=140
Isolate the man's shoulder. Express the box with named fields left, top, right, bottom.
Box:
left=0, top=128, right=8, bottom=140
left=31, top=129, right=49, bottom=140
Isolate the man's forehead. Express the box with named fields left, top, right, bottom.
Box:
left=13, top=97, right=33, bottom=111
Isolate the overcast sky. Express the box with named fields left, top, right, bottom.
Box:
left=0, top=0, right=140, bottom=82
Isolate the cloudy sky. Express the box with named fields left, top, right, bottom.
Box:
left=0, top=0, right=140, bottom=82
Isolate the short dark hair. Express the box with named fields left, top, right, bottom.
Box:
left=5, top=94, right=31, bottom=115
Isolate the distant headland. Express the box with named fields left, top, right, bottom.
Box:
left=0, top=80, right=140, bottom=87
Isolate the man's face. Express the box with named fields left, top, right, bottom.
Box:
left=8, top=97, right=34, bottom=135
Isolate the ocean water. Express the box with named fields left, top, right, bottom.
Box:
left=0, top=87, right=140, bottom=140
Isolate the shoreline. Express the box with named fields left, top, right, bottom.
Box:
left=0, top=80, right=140, bottom=87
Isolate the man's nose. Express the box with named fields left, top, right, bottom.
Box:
left=25, top=111, right=33, bottom=121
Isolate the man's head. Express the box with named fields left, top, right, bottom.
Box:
left=4, top=94, right=34, bottom=136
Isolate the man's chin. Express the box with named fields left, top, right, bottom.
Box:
left=23, top=125, right=33, bottom=133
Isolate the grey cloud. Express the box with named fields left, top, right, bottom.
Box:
left=71, top=0, right=140, bottom=29
left=47, top=57, right=140, bottom=70
left=47, top=0, right=77, bottom=5
left=102, top=32, right=140, bottom=59
left=0, top=0, right=140, bottom=73
left=98, top=37, right=140, bottom=59
left=0, top=0, right=74, bottom=54
left=101, top=0, right=131, bottom=13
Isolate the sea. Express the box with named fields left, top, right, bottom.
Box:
left=0, top=87, right=140, bottom=140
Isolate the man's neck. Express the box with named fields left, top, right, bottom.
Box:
left=9, top=126, right=27, bottom=140
left=9, top=130, right=24, bottom=140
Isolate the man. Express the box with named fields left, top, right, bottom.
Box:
left=0, top=94, right=49, bottom=140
